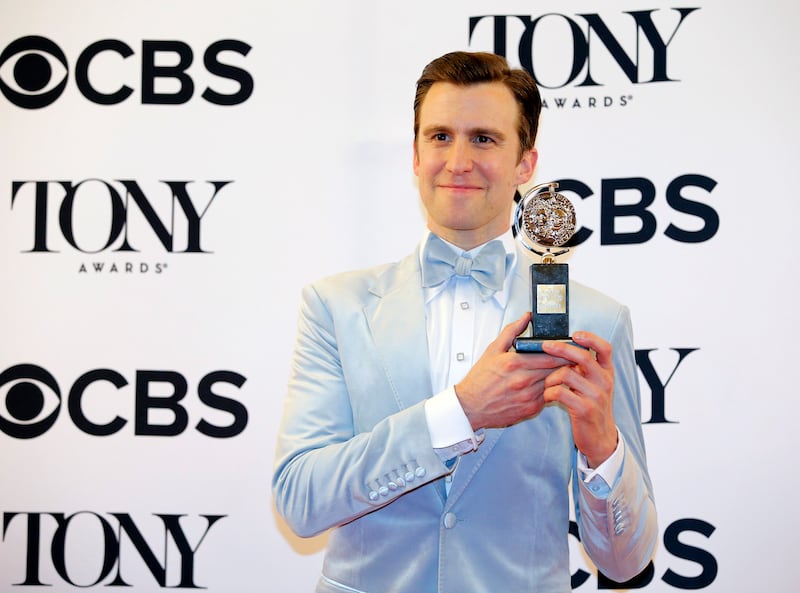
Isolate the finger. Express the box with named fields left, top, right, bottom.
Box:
left=569, top=333, right=614, bottom=392
left=488, top=312, right=532, bottom=354
left=544, top=364, right=585, bottom=393
left=546, top=365, right=593, bottom=396
left=572, top=331, right=613, bottom=370
left=541, top=338, right=597, bottom=368
left=543, top=349, right=613, bottom=413
left=542, top=381, right=587, bottom=411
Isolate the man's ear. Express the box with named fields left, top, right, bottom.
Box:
left=516, top=147, right=538, bottom=185
left=412, top=139, right=420, bottom=176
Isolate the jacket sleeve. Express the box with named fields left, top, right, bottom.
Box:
left=573, top=305, right=658, bottom=582
left=271, top=281, right=447, bottom=538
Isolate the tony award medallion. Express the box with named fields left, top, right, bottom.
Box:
left=513, top=182, right=579, bottom=353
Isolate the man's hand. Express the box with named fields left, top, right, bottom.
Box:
left=542, top=332, right=618, bottom=468
left=455, top=313, right=570, bottom=431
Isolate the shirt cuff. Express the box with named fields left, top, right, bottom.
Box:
left=577, top=427, right=624, bottom=488
left=424, top=386, right=484, bottom=461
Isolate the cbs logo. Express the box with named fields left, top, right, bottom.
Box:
left=0, top=35, right=253, bottom=109
left=0, top=364, right=248, bottom=439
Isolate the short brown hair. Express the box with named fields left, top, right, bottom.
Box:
left=413, top=51, right=542, bottom=155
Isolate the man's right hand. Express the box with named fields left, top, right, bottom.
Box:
left=455, top=312, right=570, bottom=431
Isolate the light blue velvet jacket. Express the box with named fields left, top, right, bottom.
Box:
left=273, top=244, right=657, bottom=593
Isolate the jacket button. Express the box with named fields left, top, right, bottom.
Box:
left=415, top=466, right=426, bottom=478
left=368, top=490, right=378, bottom=501
left=443, top=512, right=457, bottom=529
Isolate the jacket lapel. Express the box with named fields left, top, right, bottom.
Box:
left=504, top=245, right=535, bottom=327
left=363, top=248, right=433, bottom=411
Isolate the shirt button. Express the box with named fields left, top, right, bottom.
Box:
left=443, top=512, right=457, bottom=529
left=460, top=301, right=470, bottom=310
left=456, top=352, right=465, bottom=361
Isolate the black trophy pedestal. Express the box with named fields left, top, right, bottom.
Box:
left=514, top=261, right=580, bottom=353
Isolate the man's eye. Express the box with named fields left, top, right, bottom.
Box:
left=475, top=135, right=493, bottom=144
left=433, top=133, right=448, bottom=141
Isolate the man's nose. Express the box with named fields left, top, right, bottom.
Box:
left=445, top=138, right=473, bottom=173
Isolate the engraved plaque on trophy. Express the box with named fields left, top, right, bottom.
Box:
left=513, top=182, right=579, bottom=353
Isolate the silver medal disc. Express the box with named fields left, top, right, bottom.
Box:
left=514, top=184, right=576, bottom=250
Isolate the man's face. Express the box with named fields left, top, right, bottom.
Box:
left=413, top=81, right=537, bottom=250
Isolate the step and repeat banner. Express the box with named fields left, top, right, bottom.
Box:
left=1, top=0, right=797, bottom=591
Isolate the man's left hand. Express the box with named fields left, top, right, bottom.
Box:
left=541, top=331, right=618, bottom=468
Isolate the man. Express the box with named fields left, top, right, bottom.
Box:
left=273, top=51, right=657, bottom=593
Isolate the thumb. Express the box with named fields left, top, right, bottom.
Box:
left=489, top=312, right=531, bottom=353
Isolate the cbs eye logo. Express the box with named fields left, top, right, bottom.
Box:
left=0, top=35, right=253, bottom=109
left=0, top=364, right=61, bottom=439
left=0, top=36, right=68, bottom=109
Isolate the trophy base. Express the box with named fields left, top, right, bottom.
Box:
left=514, top=337, right=581, bottom=353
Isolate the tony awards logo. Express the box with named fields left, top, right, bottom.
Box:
left=513, top=182, right=578, bottom=353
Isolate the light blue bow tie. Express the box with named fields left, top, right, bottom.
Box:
left=422, top=234, right=507, bottom=300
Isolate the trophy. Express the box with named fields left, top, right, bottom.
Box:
left=513, top=182, right=579, bottom=353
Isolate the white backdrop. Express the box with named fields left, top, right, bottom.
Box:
left=1, top=0, right=798, bottom=591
